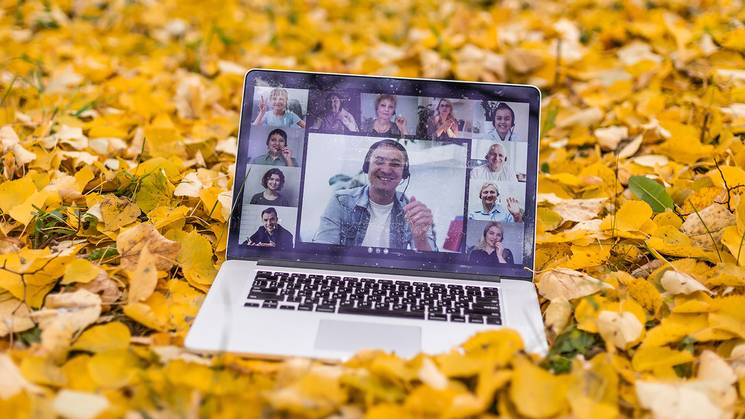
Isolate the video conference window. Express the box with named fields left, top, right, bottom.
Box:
left=307, top=91, right=361, bottom=134
left=248, top=126, right=304, bottom=167
left=360, top=94, right=418, bottom=137
left=417, top=97, right=476, bottom=140
left=470, top=140, right=528, bottom=182
left=300, top=134, right=468, bottom=252
left=468, top=181, right=526, bottom=223
left=474, top=101, right=530, bottom=142
left=239, top=205, right=297, bottom=250
left=251, top=86, right=308, bottom=128
left=244, top=165, right=301, bottom=207
left=465, top=220, right=524, bottom=266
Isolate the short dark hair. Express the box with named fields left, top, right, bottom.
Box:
left=266, top=128, right=287, bottom=146
left=261, top=207, right=277, bottom=218
left=261, top=168, right=285, bottom=190
left=362, top=139, right=410, bottom=179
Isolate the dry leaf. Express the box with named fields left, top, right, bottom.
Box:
left=116, top=223, right=180, bottom=271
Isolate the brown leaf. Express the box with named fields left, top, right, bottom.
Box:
left=116, top=223, right=180, bottom=271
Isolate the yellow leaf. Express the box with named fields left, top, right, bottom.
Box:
left=123, top=292, right=169, bottom=332
left=709, top=296, right=745, bottom=339
left=0, top=354, right=43, bottom=398
left=565, top=244, right=611, bottom=269
left=600, top=200, right=652, bottom=232
left=62, top=259, right=103, bottom=285
left=61, top=355, right=97, bottom=392
left=31, top=290, right=102, bottom=361
left=134, top=169, right=175, bottom=213
left=720, top=226, right=745, bottom=266
left=545, top=299, right=572, bottom=335
left=20, top=355, right=66, bottom=387
left=87, top=350, right=139, bottom=389
left=568, top=355, right=619, bottom=419
left=510, top=356, right=569, bottom=418
left=631, top=346, right=695, bottom=372
left=127, top=245, right=158, bottom=304
left=72, top=322, right=131, bottom=353
left=100, top=195, right=141, bottom=231
left=660, top=270, right=710, bottom=295
left=597, top=310, right=644, bottom=350
left=166, top=230, right=217, bottom=291
left=0, top=177, right=36, bottom=214
left=148, top=205, right=189, bottom=231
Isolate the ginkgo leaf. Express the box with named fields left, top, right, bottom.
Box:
left=628, top=176, right=674, bottom=213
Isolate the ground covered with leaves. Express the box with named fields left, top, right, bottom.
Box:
left=1, top=0, right=745, bottom=417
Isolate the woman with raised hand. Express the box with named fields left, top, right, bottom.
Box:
left=252, top=87, right=306, bottom=128
left=427, top=98, right=460, bottom=139
left=311, top=92, right=359, bottom=133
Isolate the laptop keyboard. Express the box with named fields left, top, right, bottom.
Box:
left=244, top=271, right=501, bottom=325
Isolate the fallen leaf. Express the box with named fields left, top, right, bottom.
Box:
left=116, top=223, right=180, bottom=271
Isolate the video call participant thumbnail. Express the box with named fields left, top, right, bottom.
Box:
left=243, top=207, right=294, bottom=250
left=361, top=94, right=408, bottom=137
left=310, top=92, right=359, bottom=133
left=486, top=102, right=517, bottom=142
left=252, top=87, right=306, bottom=128
left=313, top=139, right=436, bottom=251
left=469, top=222, right=514, bottom=265
left=250, top=168, right=291, bottom=206
left=250, top=128, right=298, bottom=167
left=426, top=98, right=460, bottom=139
left=469, top=182, right=523, bottom=222
left=471, top=143, right=517, bottom=182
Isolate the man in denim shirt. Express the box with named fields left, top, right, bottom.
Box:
left=313, top=140, right=437, bottom=251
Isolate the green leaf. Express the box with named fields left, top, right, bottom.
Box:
left=628, top=176, right=674, bottom=213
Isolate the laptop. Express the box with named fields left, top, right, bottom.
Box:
left=185, top=69, right=547, bottom=360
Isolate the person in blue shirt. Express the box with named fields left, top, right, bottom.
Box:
left=468, top=182, right=523, bottom=222
left=252, top=87, right=306, bottom=128
left=313, top=139, right=436, bottom=251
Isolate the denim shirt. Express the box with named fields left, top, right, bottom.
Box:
left=313, top=185, right=437, bottom=251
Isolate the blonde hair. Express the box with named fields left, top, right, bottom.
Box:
left=476, top=222, right=504, bottom=251
left=436, top=98, right=457, bottom=125
left=479, top=182, right=499, bottom=199
left=269, top=88, right=289, bottom=102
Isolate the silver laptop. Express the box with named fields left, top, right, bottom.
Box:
left=186, top=69, right=547, bottom=360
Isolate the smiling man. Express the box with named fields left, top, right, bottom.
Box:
left=471, top=143, right=517, bottom=182
left=313, top=139, right=436, bottom=251
left=243, top=207, right=294, bottom=250
left=468, top=182, right=523, bottom=222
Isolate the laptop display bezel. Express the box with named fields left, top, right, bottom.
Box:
left=226, top=69, right=541, bottom=281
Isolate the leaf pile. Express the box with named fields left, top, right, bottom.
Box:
left=2, top=0, right=745, bottom=418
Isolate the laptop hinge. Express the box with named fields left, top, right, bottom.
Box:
left=256, top=259, right=502, bottom=283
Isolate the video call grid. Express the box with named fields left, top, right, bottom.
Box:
left=237, top=83, right=531, bottom=269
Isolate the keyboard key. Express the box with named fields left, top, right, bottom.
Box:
left=316, top=305, right=336, bottom=313
left=485, top=315, right=501, bottom=325
left=298, top=304, right=313, bottom=311
left=428, top=313, right=447, bottom=321
left=451, top=314, right=466, bottom=322
left=262, top=300, right=278, bottom=308
left=279, top=305, right=295, bottom=310
left=338, top=305, right=425, bottom=320
left=244, top=302, right=260, bottom=307
left=468, top=315, right=484, bottom=324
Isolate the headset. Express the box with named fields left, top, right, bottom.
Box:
left=493, top=102, right=516, bottom=142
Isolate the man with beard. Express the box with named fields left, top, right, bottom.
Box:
left=470, top=143, right=517, bottom=182
left=243, top=207, right=294, bottom=250
left=468, top=182, right=523, bottom=222
left=251, top=128, right=298, bottom=167
left=314, top=139, right=436, bottom=251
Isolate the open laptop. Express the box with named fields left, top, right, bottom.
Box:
left=186, top=69, right=547, bottom=359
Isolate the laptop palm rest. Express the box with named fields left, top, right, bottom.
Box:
left=314, top=320, right=421, bottom=357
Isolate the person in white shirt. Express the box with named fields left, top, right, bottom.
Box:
left=314, top=139, right=436, bottom=251
left=471, top=143, right=517, bottom=182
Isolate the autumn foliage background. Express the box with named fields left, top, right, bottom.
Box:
left=1, top=0, right=745, bottom=417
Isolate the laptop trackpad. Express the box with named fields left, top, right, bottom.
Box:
left=314, top=320, right=421, bottom=357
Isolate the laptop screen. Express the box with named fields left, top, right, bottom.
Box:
left=227, top=70, right=541, bottom=280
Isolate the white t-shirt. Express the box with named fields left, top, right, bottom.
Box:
left=471, top=164, right=517, bottom=182
left=361, top=200, right=393, bottom=248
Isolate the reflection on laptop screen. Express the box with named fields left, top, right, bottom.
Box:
left=229, top=70, right=540, bottom=280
